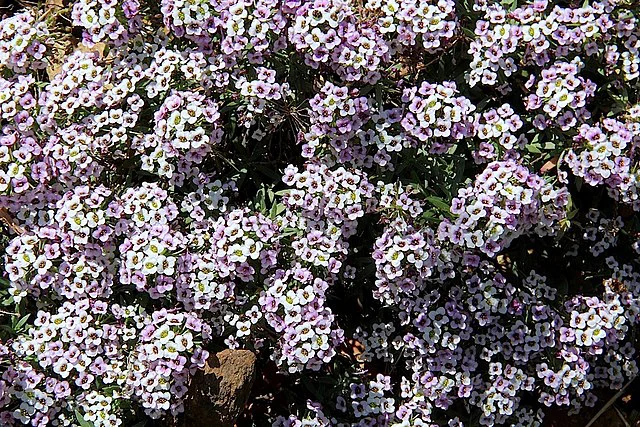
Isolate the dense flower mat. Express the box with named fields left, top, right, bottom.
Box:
left=0, top=0, right=640, bottom=425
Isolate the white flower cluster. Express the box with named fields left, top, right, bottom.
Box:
left=79, top=391, right=120, bottom=427
left=365, top=0, right=456, bottom=50
left=71, top=0, right=131, bottom=45
left=235, top=67, right=292, bottom=128
left=138, top=90, right=223, bottom=183
left=401, top=81, right=476, bottom=153
left=348, top=374, right=395, bottom=419
left=0, top=10, right=50, bottom=72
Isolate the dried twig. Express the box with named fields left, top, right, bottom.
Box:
left=0, top=208, right=25, bottom=235
left=585, top=379, right=635, bottom=427
left=0, top=309, right=19, bottom=316
left=614, top=405, right=632, bottom=427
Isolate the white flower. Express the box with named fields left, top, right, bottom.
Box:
left=164, top=342, right=180, bottom=359
left=304, top=28, right=324, bottom=50
left=379, top=16, right=396, bottom=34
left=157, top=255, right=176, bottom=276
left=0, top=170, right=9, bottom=192
left=282, top=290, right=300, bottom=311
left=154, top=325, right=175, bottom=344
left=125, top=251, right=144, bottom=270
left=13, top=402, right=35, bottom=424
left=294, top=343, right=314, bottom=364
left=177, top=332, right=194, bottom=351
left=228, top=244, right=247, bottom=263
left=575, top=329, right=593, bottom=346
left=6, top=163, right=25, bottom=179
left=236, top=320, right=252, bottom=337
left=591, top=328, right=606, bottom=343
left=154, top=392, right=172, bottom=410
left=296, top=322, right=314, bottom=341
left=245, top=238, right=263, bottom=260
left=144, top=343, right=163, bottom=361
left=141, top=257, right=158, bottom=275
left=53, top=359, right=72, bottom=378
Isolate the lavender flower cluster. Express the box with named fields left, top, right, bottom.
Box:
left=0, top=10, right=50, bottom=73
left=439, top=160, right=569, bottom=256
left=1, top=0, right=640, bottom=426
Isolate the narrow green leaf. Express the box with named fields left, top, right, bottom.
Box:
left=426, top=196, right=451, bottom=213
left=525, top=143, right=542, bottom=154
left=14, top=314, right=30, bottom=331
left=74, top=409, right=93, bottom=427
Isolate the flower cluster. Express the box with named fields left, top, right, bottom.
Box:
left=303, top=81, right=413, bottom=168
left=344, top=265, right=640, bottom=426
left=372, top=217, right=440, bottom=305
left=71, top=0, right=140, bottom=46
left=438, top=160, right=569, bottom=256
left=179, top=207, right=280, bottom=312
left=473, top=103, right=524, bottom=163
left=137, top=90, right=224, bottom=185
left=2, top=0, right=640, bottom=426
left=235, top=67, right=292, bottom=129
left=581, top=209, right=623, bottom=257
left=4, top=299, right=209, bottom=425
left=37, top=50, right=110, bottom=130
left=288, top=0, right=458, bottom=83
left=566, top=117, right=640, bottom=210
left=114, top=184, right=185, bottom=298
left=180, top=178, right=236, bottom=221
left=288, top=0, right=390, bottom=83
left=127, top=309, right=209, bottom=419
left=260, top=266, right=344, bottom=373
left=343, top=375, right=395, bottom=422
left=0, top=75, right=46, bottom=210
left=467, top=1, right=617, bottom=88
left=401, top=81, right=476, bottom=153
left=282, top=163, right=375, bottom=273
left=364, top=0, right=457, bottom=51
left=303, top=82, right=370, bottom=162
left=161, top=0, right=287, bottom=60
left=0, top=10, right=50, bottom=73
left=4, top=184, right=116, bottom=302
left=524, top=59, right=596, bottom=130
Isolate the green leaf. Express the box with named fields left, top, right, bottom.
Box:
left=359, top=85, right=374, bottom=97
left=525, top=143, right=542, bottom=154
left=74, top=409, right=93, bottom=427
left=269, top=203, right=286, bottom=219
left=420, top=211, right=441, bottom=224
left=567, top=208, right=579, bottom=220
left=462, top=27, right=476, bottom=39
left=426, top=196, right=451, bottom=213
left=13, top=314, right=30, bottom=331
left=280, top=228, right=301, bottom=238
left=255, top=187, right=266, bottom=212
left=530, top=133, right=540, bottom=144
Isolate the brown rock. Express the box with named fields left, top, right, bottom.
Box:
left=179, top=349, right=257, bottom=427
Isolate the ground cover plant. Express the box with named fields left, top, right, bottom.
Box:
left=0, top=0, right=640, bottom=425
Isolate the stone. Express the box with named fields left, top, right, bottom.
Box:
left=178, top=349, right=257, bottom=427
